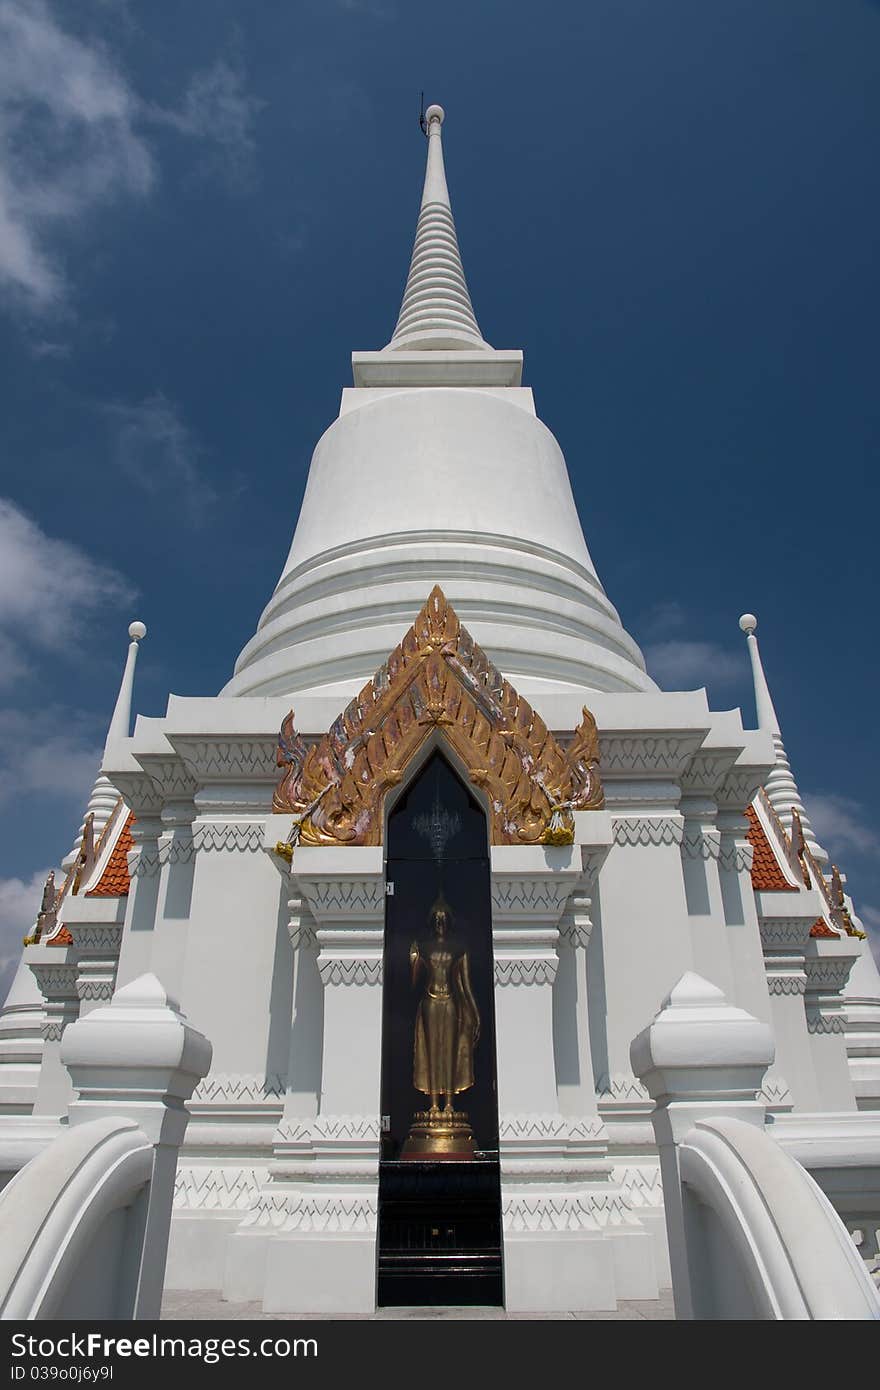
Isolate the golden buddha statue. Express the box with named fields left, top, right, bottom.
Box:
left=402, top=895, right=481, bottom=1159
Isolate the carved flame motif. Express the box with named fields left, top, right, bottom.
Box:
left=273, top=586, right=604, bottom=847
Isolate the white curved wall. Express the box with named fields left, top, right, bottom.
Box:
left=224, top=388, right=655, bottom=699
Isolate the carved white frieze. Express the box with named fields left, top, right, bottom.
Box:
left=491, top=878, right=575, bottom=917
left=718, top=841, right=754, bottom=874
left=760, top=1074, right=793, bottom=1111
left=494, top=958, right=557, bottom=986
left=681, top=830, right=722, bottom=861
left=299, top=879, right=385, bottom=919
left=174, top=1166, right=266, bottom=1212
left=596, top=1072, right=651, bottom=1104
left=557, top=893, right=593, bottom=949
left=172, top=736, right=279, bottom=782
left=287, top=896, right=316, bottom=951
left=501, top=1190, right=634, bottom=1233
left=190, top=1073, right=286, bottom=1104
left=612, top=817, right=684, bottom=848
left=317, top=957, right=382, bottom=987
left=766, top=974, right=807, bottom=997
left=611, top=1165, right=664, bottom=1208
left=599, top=733, right=705, bottom=777
left=499, top=1114, right=605, bottom=1142
left=240, top=1191, right=377, bottom=1234
left=276, top=1115, right=380, bottom=1145
left=192, top=822, right=264, bottom=854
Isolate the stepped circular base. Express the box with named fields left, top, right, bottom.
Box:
left=401, top=1109, right=475, bottom=1160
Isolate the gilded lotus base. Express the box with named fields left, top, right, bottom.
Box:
left=401, top=1109, right=475, bottom=1160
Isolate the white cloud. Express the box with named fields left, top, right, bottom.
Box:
left=0, top=497, right=134, bottom=652
left=0, top=705, right=102, bottom=810
left=0, top=866, right=52, bottom=1004
left=0, top=0, right=154, bottom=307
left=101, top=392, right=215, bottom=515
left=644, top=639, right=743, bottom=691
left=806, top=793, right=880, bottom=862
left=0, top=4, right=263, bottom=311
left=151, top=57, right=263, bottom=193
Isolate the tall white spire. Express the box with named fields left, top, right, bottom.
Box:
left=739, top=614, right=826, bottom=864
left=62, top=621, right=146, bottom=871
left=386, top=104, right=489, bottom=353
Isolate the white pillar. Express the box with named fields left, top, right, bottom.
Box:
left=631, top=972, right=774, bottom=1319
left=61, top=972, right=211, bottom=1319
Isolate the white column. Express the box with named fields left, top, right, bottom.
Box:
left=61, top=972, right=211, bottom=1319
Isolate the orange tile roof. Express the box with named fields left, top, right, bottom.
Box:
left=745, top=803, right=798, bottom=892
left=48, top=925, right=73, bottom=946
left=86, top=811, right=134, bottom=897
left=809, top=919, right=838, bottom=939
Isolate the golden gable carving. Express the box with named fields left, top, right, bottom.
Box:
left=273, top=586, right=603, bottom=847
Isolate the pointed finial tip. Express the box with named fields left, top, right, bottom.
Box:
left=128, top=620, right=146, bottom=641
left=739, top=613, right=757, bottom=635
left=424, top=103, right=444, bottom=127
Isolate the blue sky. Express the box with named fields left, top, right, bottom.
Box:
left=1, top=0, right=878, bottom=995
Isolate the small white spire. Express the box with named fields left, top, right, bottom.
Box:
left=62, top=621, right=146, bottom=872
left=386, top=104, right=490, bottom=353
left=739, top=614, right=826, bottom=864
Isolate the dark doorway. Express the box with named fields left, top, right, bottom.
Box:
left=377, top=751, right=503, bottom=1307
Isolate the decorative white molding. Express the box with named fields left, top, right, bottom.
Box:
left=611, top=1165, right=664, bottom=1208
left=131, top=848, right=161, bottom=879
left=174, top=1166, right=266, bottom=1212
left=557, top=894, right=593, bottom=949
left=173, top=737, right=279, bottom=781
left=156, top=835, right=195, bottom=867
left=287, top=898, right=316, bottom=951
left=599, top=735, right=705, bottom=776
left=299, top=880, right=385, bottom=917
left=718, top=841, right=754, bottom=874
left=806, top=1013, right=846, bottom=1036
left=67, top=926, right=122, bottom=953
left=192, top=823, right=264, bottom=854
left=760, top=1074, right=793, bottom=1111
left=277, top=1115, right=380, bottom=1144
left=760, top=919, right=814, bottom=949
left=499, top=1114, right=605, bottom=1142
left=804, top=958, right=856, bottom=994
left=317, top=958, right=382, bottom=987
left=681, top=830, right=721, bottom=861
left=491, top=879, right=575, bottom=915
left=75, top=979, right=114, bottom=1003
left=501, top=1191, right=633, bottom=1233
left=596, top=1072, right=652, bottom=1103
left=612, top=817, right=684, bottom=848
left=190, top=1073, right=286, bottom=1104
left=767, top=974, right=806, bottom=997
left=240, top=1191, right=377, bottom=1233
left=494, top=959, right=557, bottom=987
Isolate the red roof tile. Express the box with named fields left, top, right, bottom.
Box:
left=746, top=803, right=798, bottom=892
left=809, top=919, right=838, bottom=939
left=86, top=812, right=134, bottom=897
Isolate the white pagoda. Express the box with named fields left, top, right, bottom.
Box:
left=1, top=104, right=878, bottom=1316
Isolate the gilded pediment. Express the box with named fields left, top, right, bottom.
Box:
left=273, top=586, right=603, bottom=848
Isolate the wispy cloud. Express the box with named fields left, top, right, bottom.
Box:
left=643, top=639, right=743, bottom=691
left=805, top=792, right=880, bottom=862
left=150, top=56, right=263, bottom=194
left=0, top=3, right=263, bottom=312
left=0, top=496, right=134, bottom=664
left=0, top=866, right=52, bottom=1003
left=100, top=392, right=215, bottom=517
left=0, top=705, right=102, bottom=810
left=0, top=0, right=154, bottom=307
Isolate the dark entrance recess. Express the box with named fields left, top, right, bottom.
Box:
left=377, top=751, right=503, bottom=1307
